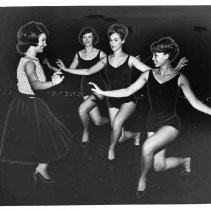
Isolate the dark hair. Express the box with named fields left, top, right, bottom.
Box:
left=78, top=26, right=99, bottom=46
left=16, top=21, right=49, bottom=54
left=107, top=24, right=129, bottom=41
left=150, top=37, right=179, bottom=62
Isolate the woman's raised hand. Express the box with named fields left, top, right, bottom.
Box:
left=176, top=57, right=188, bottom=71
left=56, top=59, right=66, bottom=71
left=89, top=82, right=103, bottom=94
left=43, top=58, right=60, bottom=72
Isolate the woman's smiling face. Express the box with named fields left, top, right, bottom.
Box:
left=36, top=33, right=47, bottom=53
left=82, top=32, right=93, bottom=47
left=109, top=32, right=124, bottom=52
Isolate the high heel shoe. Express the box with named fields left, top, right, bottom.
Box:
left=81, top=133, right=89, bottom=147
left=136, top=181, right=148, bottom=199
left=80, top=139, right=89, bottom=147
left=180, top=157, right=192, bottom=176
left=33, top=170, right=56, bottom=184
left=136, top=188, right=147, bottom=200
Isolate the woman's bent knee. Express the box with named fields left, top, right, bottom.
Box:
left=78, top=105, right=86, bottom=116
left=153, top=162, right=166, bottom=172
left=112, top=120, right=123, bottom=132
left=142, top=143, right=153, bottom=157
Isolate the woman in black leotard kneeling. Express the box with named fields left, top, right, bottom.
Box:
left=44, top=27, right=108, bottom=146
left=57, top=25, right=186, bottom=160
left=90, top=36, right=211, bottom=198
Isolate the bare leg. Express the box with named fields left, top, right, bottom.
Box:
left=137, top=126, right=179, bottom=191
left=79, top=94, right=108, bottom=143
left=154, top=150, right=191, bottom=173
left=89, top=106, right=109, bottom=126
left=119, top=130, right=141, bottom=146
left=108, top=102, right=136, bottom=160
left=108, top=107, right=119, bottom=159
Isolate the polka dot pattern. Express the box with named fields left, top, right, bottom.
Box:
left=17, top=57, right=46, bottom=95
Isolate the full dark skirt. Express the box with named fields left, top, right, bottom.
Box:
left=0, top=93, right=72, bottom=164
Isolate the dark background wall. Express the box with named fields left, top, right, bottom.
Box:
left=0, top=6, right=211, bottom=98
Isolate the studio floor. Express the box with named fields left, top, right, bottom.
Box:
left=0, top=95, right=211, bottom=205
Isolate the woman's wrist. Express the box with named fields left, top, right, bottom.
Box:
left=50, top=80, right=54, bottom=87
left=63, top=67, right=69, bottom=72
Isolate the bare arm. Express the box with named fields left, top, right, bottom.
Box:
left=100, top=51, right=107, bottom=59
left=129, top=56, right=151, bottom=72
left=179, top=74, right=211, bottom=116
left=69, top=53, right=79, bottom=69
left=25, top=61, right=64, bottom=90
left=130, top=56, right=188, bottom=72
left=90, top=70, right=149, bottom=98
left=43, top=58, right=60, bottom=72
left=56, top=57, right=107, bottom=76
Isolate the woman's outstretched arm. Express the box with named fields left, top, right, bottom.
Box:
left=43, top=52, right=80, bottom=73
left=56, top=57, right=107, bottom=76
left=179, top=74, right=211, bottom=115
left=130, top=56, right=188, bottom=72
left=90, top=70, right=149, bottom=98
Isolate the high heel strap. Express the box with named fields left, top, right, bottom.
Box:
left=33, top=170, right=56, bottom=184
left=33, top=170, right=38, bottom=183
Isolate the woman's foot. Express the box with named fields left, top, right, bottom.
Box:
left=108, top=147, right=115, bottom=160
left=181, top=157, right=191, bottom=175
left=136, top=177, right=147, bottom=199
left=81, top=131, right=89, bottom=146
left=118, top=131, right=126, bottom=143
left=33, top=169, right=55, bottom=184
left=134, top=132, right=141, bottom=146
left=36, top=167, right=51, bottom=180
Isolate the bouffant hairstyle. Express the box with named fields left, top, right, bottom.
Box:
left=150, top=37, right=179, bottom=62
left=107, top=24, right=129, bottom=41
left=16, top=21, right=49, bottom=54
left=78, top=26, right=99, bottom=46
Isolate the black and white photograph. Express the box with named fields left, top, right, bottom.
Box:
left=0, top=1, right=211, bottom=207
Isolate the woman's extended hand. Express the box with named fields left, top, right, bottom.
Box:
left=89, top=82, right=104, bottom=95
left=176, top=57, right=188, bottom=71
left=43, top=58, right=60, bottom=72
left=56, top=59, right=67, bottom=71
left=43, top=58, right=51, bottom=68
left=51, top=74, right=65, bottom=86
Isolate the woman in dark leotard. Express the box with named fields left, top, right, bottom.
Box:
left=57, top=25, right=187, bottom=160
left=90, top=36, right=211, bottom=199
left=44, top=27, right=108, bottom=145
left=147, top=70, right=181, bottom=132
left=106, top=55, right=137, bottom=108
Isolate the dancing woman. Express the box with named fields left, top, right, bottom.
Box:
left=44, top=27, right=108, bottom=146
left=57, top=24, right=187, bottom=160
left=90, top=36, right=211, bottom=198
left=0, top=21, right=72, bottom=183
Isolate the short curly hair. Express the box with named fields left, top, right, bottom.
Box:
left=107, top=24, right=129, bottom=41
left=78, top=26, right=99, bottom=46
left=150, top=37, right=179, bottom=62
left=16, top=21, right=49, bottom=54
